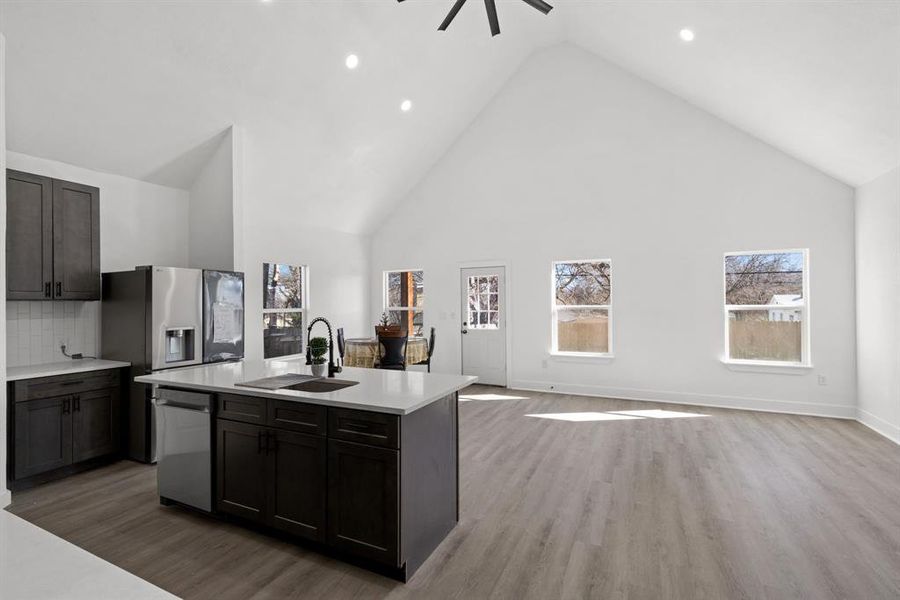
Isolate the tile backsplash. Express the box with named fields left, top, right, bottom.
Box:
left=6, top=301, right=100, bottom=368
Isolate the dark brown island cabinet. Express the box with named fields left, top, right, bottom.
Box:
left=209, top=391, right=458, bottom=581
left=6, top=169, right=101, bottom=301
left=7, top=368, right=125, bottom=489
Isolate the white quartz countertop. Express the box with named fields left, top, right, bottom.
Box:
left=135, top=359, right=477, bottom=415
left=7, top=359, right=131, bottom=381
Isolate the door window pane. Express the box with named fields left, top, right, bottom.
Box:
left=467, top=275, right=500, bottom=330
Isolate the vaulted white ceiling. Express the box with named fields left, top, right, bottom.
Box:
left=1, top=1, right=897, bottom=234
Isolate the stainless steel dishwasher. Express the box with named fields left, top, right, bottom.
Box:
left=154, top=388, right=213, bottom=512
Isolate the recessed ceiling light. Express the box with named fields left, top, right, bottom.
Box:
left=345, top=54, right=359, bottom=70
left=679, top=28, right=695, bottom=42
left=400, top=99, right=413, bottom=112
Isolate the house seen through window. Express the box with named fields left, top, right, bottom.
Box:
left=724, top=250, right=808, bottom=364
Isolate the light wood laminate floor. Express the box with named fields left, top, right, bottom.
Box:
left=8, top=385, right=900, bottom=599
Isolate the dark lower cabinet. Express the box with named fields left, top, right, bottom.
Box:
left=327, top=439, right=400, bottom=566
left=14, top=395, right=73, bottom=478
left=216, top=420, right=267, bottom=522
left=72, top=388, right=120, bottom=462
left=217, top=420, right=327, bottom=539
left=209, top=392, right=458, bottom=581
left=267, top=429, right=327, bottom=541
left=8, top=369, right=125, bottom=489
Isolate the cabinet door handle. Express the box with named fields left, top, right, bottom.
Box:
left=62, top=398, right=70, bottom=414
left=74, top=395, right=80, bottom=412
left=44, top=282, right=51, bottom=298
left=55, top=282, right=62, bottom=297
left=268, top=431, right=278, bottom=455
left=258, top=430, right=264, bottom=454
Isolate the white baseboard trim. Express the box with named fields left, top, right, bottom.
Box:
left=509, top=379, right=857, bottom=419
left=0, top=489, right=10, bottom=510
left=857, top=409, right=900, bottom=445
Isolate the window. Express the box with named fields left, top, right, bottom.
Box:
left=724, top=250, right=808, bottom=365
left=552, top=260, right=611, bottom=355
left=263, top=263, right=306, bottom=359
left=384, top=270, right=424, bottom=336
left=466, top=274, right=499, bottom=329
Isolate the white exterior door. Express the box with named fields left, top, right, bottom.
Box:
left=460, top=266, right=507, bottom=386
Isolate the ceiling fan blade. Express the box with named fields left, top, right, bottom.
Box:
left=438, top=0, right=469, bottom=31
left=484, top=0, right=500, bottom=36
left=520, top=0, right=553, bottom=15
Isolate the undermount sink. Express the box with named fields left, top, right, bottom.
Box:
left=283, top=378, right=359, bottom=393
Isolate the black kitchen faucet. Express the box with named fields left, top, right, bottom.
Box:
left=305, top=317, right=342, bottom=378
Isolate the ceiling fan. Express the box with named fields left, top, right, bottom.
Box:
left=398, top=0, right=554, bottom=37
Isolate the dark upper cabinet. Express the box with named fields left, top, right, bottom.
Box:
left=327, top=439, right=400, bottom=566
left=13, top=395, right=73, bottom=479
left=72, top=387, right=121, bottom=463
left=267, top=429, right=327, bottom=541
left=216, top=419, right=267, bottom=522
left=6, top=171, right=53, bottom=300
left=52, top=179, right=100, bottom=300
left=5, top=170, right=100, bottom=301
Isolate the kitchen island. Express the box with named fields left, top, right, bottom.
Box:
left=136, top=359, right=475, bottom=581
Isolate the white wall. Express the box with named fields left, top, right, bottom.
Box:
left=239, top=128, right=370, bottom=362
left=6, top=151, right=189, bottom=271
left=855, top=167, right=900, bottom=443
left=371, top=44, right=857, bottom=418
left=1, top=32, right=11, bottom=508
left=189, top=128, right=234, bottom=271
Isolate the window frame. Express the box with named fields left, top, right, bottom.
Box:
left=550, top=259, right=613, bottom=358
left=465, top=273, right=501, bottom=330
left=262, top=263, right=308, bottom=360
left=383, top=268, right=424, bottom=336
left=722, top=248, right=811, bottom=368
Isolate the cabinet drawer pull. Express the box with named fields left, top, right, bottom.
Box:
left=342, top=421, right=371, bottom=431
left=61, top=380, right=85, bottom=386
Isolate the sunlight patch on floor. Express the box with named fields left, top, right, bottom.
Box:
left=526, top=409, right=709, bottom=422
left=525, top=412, right=642, bottom=422
left=611, top=409, right=709, bottom=419
left=459, top=393, right=530, bottom=401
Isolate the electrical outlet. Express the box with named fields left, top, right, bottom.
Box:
left=817, top=375, right=827, bottom=386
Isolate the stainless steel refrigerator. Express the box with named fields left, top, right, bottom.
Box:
left=101, top=266, right=244, bottom=462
